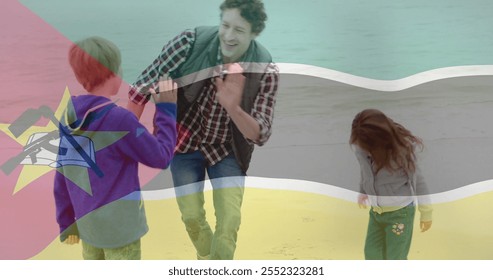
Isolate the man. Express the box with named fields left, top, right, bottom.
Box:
left=127, top=0, right=279, bottom=260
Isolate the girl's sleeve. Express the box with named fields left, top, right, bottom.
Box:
left=354, top=146, right=373, bottom=195
left=415, top=165, right=433, bottom=222
left=359, top=166, right=366, bottom=194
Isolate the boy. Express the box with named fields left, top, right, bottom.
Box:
left=54, top=36, right=177, bottom=259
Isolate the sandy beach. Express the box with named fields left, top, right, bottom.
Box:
left=31, top=186, right=493, bottom=260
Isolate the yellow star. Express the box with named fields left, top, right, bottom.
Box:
left=0, top=87, right=128, bottom=195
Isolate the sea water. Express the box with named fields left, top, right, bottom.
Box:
left=18, top=0, right=493, bottom=80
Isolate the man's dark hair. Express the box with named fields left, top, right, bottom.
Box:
left=220, top=0, right=267, bottom=34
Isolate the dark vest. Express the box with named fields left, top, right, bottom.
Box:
left=170, top=26, right=272, bottom=172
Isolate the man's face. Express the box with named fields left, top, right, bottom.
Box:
left=219, top=8, right=257, bottom=63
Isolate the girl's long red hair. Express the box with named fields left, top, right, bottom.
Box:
left=350, top=109, right=423, bottom=174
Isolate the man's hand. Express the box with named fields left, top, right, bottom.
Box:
left=358, top=193, right=368, bottom=209
left=150, top=75, right=177, bottom=104
left=215, top=63, right=260, bottom=141
left=64, top=235, right=80, bottom=245
left=215, top=63, right=246, bottom=112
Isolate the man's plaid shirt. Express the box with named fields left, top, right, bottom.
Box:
left=128, top=29, right=279, bottom=166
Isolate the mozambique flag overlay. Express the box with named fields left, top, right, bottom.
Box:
left=2, top=0, right=493, bottom=259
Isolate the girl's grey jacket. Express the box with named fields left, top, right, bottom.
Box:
left=354, top=145, right=433, bottom=222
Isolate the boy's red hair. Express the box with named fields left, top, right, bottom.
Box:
left=68, top=36, right=121, bottom=92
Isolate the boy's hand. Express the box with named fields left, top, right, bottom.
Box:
left=357, top=193, right=368, bottom=209
left=64, top=235, right=80, bottom=245
left=150, top=75, right=177, bottom=104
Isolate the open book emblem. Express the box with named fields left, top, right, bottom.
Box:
left=20, top=132, right=95, bottom=169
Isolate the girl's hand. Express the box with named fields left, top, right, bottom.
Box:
left=64, top=235, right=80, bottom=245
left=358, top=193, right=368, bottom=209
left=420, top=221, right=432, bottom=232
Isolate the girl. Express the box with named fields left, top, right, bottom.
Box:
left=350, top=109, right=432, bottom=260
